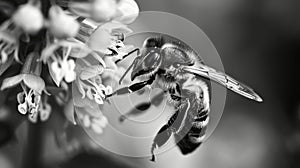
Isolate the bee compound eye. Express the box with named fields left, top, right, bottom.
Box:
left=144, top=52, right=161, bottom=67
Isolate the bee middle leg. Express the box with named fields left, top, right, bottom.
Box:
left=119, top=90, right=166, bottom=122
left=150, top=99, right=190, bottom=161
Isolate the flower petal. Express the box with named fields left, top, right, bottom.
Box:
left=83, top=114, right=91, bottom=128
left=17, top=92, right=26, bottom=104
left=1, top=74, right=24, bottom=91
left=65, top=71, right=76, bottom=83
left=102, top=22, right=133, bottom=34
left=114, top=0, right=139, bottom=24
left=92, top=116, right=108, bottom=128
left=49, top=61, right=64, bottom=87
left=28, top=109, right=38, bottom=123
left=17, top=102, right=27, bottom=115
left=23, top=74, right=45, bottom=94
left=94, top=94, right=104, bottom=104
left=69, top=2, right=92, bottom=18
left=63, top=59, right=76, bottom=83
left=91, top=123, right=103, bottom=134
left=88, top=28, right=112, bottom=52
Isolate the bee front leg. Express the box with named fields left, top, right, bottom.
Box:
left=106, top=76, right=155, bottom=98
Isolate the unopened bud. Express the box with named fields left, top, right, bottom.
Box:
left=91, top=0, right=118, bottom=22
left=12, top=3, right=44, bottom=34
left=48, top=6, right=80, bottom=39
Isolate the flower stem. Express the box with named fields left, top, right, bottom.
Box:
left=21, top=52, right=36, bottom=74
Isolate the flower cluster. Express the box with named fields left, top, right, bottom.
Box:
left=0, top=0, right=139, bottom=135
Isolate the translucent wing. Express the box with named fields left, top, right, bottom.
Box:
left=182, top=65, right=263, bottom=102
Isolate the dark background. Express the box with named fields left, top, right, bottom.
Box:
left=1, top=0, right=300, bottom=168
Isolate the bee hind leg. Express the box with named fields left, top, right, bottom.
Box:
left=150, top=124, right=172, bottom=162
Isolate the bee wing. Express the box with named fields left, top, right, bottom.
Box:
left=182, top=65, right=263, bottom=102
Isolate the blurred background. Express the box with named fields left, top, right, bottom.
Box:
left=1, top=0, right=300, bottom=168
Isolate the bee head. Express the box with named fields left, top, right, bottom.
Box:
left=131, top=37, right=164, bottom=81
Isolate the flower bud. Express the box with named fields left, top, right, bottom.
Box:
left=48, top=6, right=80, bottom=39
left=114, top=0, right=139, bottom=24
left=91, top=0, right=118, bottom=22
left=12, top=3, right=44, bottom=34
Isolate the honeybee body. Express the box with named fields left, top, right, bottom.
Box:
left=108, top=33, right=262, bottom=161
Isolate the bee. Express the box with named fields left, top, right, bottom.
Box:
left=106, top=33, right=263, bottom=161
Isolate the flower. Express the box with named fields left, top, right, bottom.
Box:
left=76, top=69, right=112, bottom=105
left=87, top=22, right=132, bottom=54
left=48, top=5, right=80, bottom=39
left=17, top=87, right=41, bottom=115
left=76, top=109, right=108, bottom=134
left=1, top=73, right=45, bottom=117
left=50, top=56, right=76, bottom=85
left=1, top=51, right=46, bottom=119
left=12, top=1, right=44, bottom=34
left=1, top=73, right=45, bottom=94
left=42, top=39, right=92, bottom=86
left=68, top=0, right=139, bottom=24
left=18, top=90, right=52, bottom=123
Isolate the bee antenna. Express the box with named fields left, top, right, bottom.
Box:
left=118, top=59, right=136, bottom=84
left=115, top=48, right=139, bottom=64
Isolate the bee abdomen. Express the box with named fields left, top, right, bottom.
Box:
left=174, top=133, right=202, bottom=154
left=175, top=108, right=209, bottom=154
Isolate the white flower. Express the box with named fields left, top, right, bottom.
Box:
left=76, top=74, right=112, bottom=105
left=51, top=57, right=76, bottom=85
left=91, top=0, right=118, bottom=22
left=87, top=22, right=132, bottom=54
left=28, top=107, right=39, bottom=123
left=12, top=2, right=44, bottom=34
left=77, top=111, right=108, bottom=134
left=17, top=87, right=41, bottom=116
left=48, top=5, right=80, bottom=39
left=26, top=98, right=51, bottom=123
